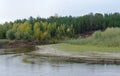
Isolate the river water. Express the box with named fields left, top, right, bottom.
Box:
left=0, top=54, right=120, bottom=76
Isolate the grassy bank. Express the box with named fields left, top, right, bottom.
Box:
left=53, top=28, right=120, bottom=57
left=25, top=44, right=120, bottom=64
left=54, top=44, right=120, bottom=53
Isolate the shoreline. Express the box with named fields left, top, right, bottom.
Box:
left=1, top=40, right=120, bottom=65
left=26, top=53, right=120, bottom=64
left=26, top=45, right=120, bottom=64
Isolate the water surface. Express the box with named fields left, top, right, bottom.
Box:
left=0, top=54, right=120, bottom=76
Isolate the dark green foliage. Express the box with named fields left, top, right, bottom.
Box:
left=6, top=29, right=15, bottom=40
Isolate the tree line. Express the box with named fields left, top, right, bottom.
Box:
left=0, top=12, right=120, bottom=42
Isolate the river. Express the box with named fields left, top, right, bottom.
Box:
left=0, top=54, right=120, bottom=76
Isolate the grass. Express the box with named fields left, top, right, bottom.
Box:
left=54, top=43, right=120, bottom=53
left=53, top=43, right=120, bottom=58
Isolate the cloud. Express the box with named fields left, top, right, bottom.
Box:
left=0, top=0, right=120, bottom=23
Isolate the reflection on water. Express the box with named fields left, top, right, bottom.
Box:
left=0, top=54, right=120, bottom=76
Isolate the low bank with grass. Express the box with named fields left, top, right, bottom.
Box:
left=27, top=27, right=120, bottom=64
left=25, top=44, right=120, bottom=64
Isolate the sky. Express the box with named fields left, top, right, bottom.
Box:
left=0, top=0, right=120, bottom=23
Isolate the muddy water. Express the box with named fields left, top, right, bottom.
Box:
left=0, top=54, right=120, bottom=76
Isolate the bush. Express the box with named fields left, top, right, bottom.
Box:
left=92, top=31, right=102, bottom=39
left=93, top=27, right=120, bottom=39
left=66, top=27, right=120, bottom=47
left=6, top=29, right=15, bottom=40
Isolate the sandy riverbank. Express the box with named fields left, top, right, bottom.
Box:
left=26, top=44, right=120, bottom=64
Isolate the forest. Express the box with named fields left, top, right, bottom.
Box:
left=0, top=12, right=120, bottom=43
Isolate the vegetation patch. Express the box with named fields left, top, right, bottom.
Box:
left=65, top=27, right=120, bottom=47
left=54, top=44, right=120, bottom=53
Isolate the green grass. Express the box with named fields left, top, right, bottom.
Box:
left=53, top=43, right=120, bottom=53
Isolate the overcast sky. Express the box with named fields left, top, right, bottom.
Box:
left=0, top=0, right=120, bottom=23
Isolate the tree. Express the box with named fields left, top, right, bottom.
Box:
left=57, top=25, right=66, bottom=38
left=34, top=22, right=41, bottom=40
left=47, top=23, right=57, bottom=38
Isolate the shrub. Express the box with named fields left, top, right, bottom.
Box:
left=92, top=31, right=102, bottom=39
left=66, top=27, right=120, bottom=47
left=6, top=29, right=15, bottom=40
